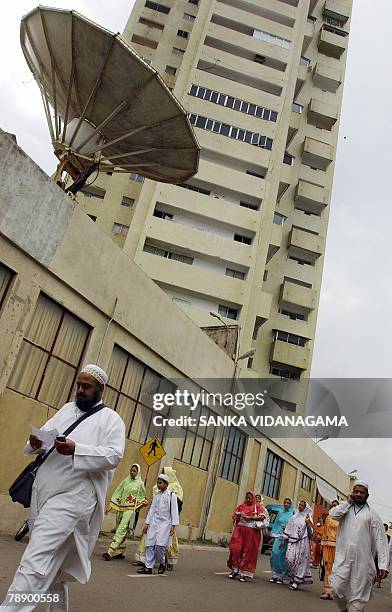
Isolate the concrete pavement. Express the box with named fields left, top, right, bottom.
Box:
left=0, top=534, right=391, bottom=611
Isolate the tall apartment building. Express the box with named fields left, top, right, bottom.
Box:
left=77, top=0, right=352, bottom=384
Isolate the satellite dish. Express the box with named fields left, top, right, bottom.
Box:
left=20, top=6, right=200, bottom=193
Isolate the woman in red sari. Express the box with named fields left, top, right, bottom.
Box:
left=227, top=491, right=268, bottom=582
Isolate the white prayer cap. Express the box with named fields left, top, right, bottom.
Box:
left=353, top=480, right=369, bottom=490
left=158, top=473, right=170, bottom=483
left=80, top=364, right=108, bottom=386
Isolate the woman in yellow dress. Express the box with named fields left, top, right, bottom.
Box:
left=320, top=500, right=339, bottom=600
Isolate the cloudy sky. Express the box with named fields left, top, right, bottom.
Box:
left=2, top=2, right=392, bottom=520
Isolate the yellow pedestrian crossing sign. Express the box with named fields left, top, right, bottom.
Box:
left=139, top=437, right=166, bottom=466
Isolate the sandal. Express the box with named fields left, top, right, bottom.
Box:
left=167, top=563, right=174, bottom=571
left=320, top=593, right=332, bottom=600
left=228, top=571, right=238, bottom=579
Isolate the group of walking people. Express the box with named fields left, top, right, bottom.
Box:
left=227, top=482, right=391, bottom=611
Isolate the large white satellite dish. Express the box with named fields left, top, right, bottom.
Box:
left=20, top=6, right=200, bottom=193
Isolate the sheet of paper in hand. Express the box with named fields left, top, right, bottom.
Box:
left=31, top=426, right=59, bottom=447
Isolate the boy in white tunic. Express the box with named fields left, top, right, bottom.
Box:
left=329, top=482, right=389, bottom=612
left=138, top=473, right=179, bottom=574
left=0, top=365, right=125, bottom=612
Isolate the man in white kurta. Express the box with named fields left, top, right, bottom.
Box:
left=329, top=482, right=389, bottom=612
left=1, top=365, right=125, bottom=612
left=138, top=474, right=179, bottom=574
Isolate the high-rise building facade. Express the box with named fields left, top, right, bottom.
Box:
left=78, top=0, right=352, bottom=382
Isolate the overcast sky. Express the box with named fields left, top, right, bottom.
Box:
left=2, top=1, right=392, bottom=520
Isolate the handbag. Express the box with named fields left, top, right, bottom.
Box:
left=9, top=403, right=105, bottom=508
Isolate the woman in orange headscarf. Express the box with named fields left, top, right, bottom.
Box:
left=227, top=491, right=269, bottom=583
left=320, top=500, right=339, bottom=600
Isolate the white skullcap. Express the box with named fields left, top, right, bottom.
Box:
left=158, top=473, right=170, bottom=483
left=80, top=364, right=108, bottom=386
left=353, top=480, right=369, bottom=490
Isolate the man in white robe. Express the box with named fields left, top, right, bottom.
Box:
left=1, top=364, right=125, bottom=611
left=329, top=482, right=389, bottom=612
left=137, top=473, right=179, bottom=575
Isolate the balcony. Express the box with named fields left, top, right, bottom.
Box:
left=323, top=0, right=350, bottom=24
left=295, top=180, right=328, bottom=215
left=280, top=280, right=317, bottom=312
left=288, top=227, right=323, bottom=263
left=307, top=98, right=338, bottom=130
left=302, top=137, right=333, bottom=171
left=313, top=62, right=342, bottom=93
left=270, top=340, right=310, bottom=371
left=318, top=26, right=348, bottom=58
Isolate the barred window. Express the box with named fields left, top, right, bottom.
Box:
left=112, top=223, right=129, bottom=236
left=262, top=450, right=283, bottom=499
left=301, top=472, right=313, bottom=492
left=188, top=113, right=273, bottom=150
left=0, top=263, right=13, bottom=311
left=105, top=344, right=175, bottom=443
left=8, top=294, right=90, bottom=409
left=179, top=405, right=214, bottom=470
left=219, top=427, right=247, bottom=484
left=189, top=84, right=278, bottom=122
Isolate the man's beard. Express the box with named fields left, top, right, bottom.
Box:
left=353, top=498, right=367, bottom=506
left=75, top=388, right=101, bottom=412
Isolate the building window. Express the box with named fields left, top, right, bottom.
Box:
left=301, top=473, right=313, bottom=492
left=300, top=56, right=311, bottom=66
left=153, top=209, right=173, bottom=220
left=121, top=196, right=134, bottom=208
left=283, top=152, right=294, bottom=166
left=246, top=169, right=267, bottom=179
left=8, top=294, right=90, bottom=409
left=177, top=29, right=189, bottom=38
left=262, top=450, right=283, bottom=499
left=218, top=305, right=239, bottom=320
left=240, top=200, right=259, bottom=210
left=253, top=29, right=291, bottom=49
left=178, top=182, right=210, bottom=195
left=269, top=364, right=302, bottom=381
left=144, top=1, right=170, bottom=14
left=188, top=113, right=273, bottom=150
left=252, top=316, right=265, bottom=340
left=273, top=212, right=286, bottom=225
left=165, top=65, right=177, bottom=75
left=180, top=405, right=214, bottom=469
left=129, top=172, right=145, bottom=182
left=87, top=214, right=97, bottom=222
left=138, top=16, right=165, bottom=30
left=284, top=276, right=313, bottom=289
left=292, top=102, right=303, bottom=113
left=172, top=47, right=185, bottom=56
left=0, top=263, right=14, bottom=311
left=112, top=223, right=129, bottom=236
left=226, top=268, right=245, bottom=280
left=143, top=243, right=193, bottom=265
left=188, top=0, right=198, bottom=4
left=189, top=85, right=278, bottom=123
left=278, top=308, right=305, bottom=321
left=273, top=330, right=308, bottom=347
left=106, top=344, right=174, bottom=443
left=234, top=233, right=252, bottom=245
left=183, top=12, right=195, bottom=21
left=219, top=427, right=247, bottom=484
left=80, top=186, right=105, bottom=200
left=322, top=24, right=348, bottom=38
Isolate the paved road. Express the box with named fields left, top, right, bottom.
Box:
left=0, top=534, right=391, bottom=611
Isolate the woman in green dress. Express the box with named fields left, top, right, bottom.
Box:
left=103, top=463, right=147, bottom=560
